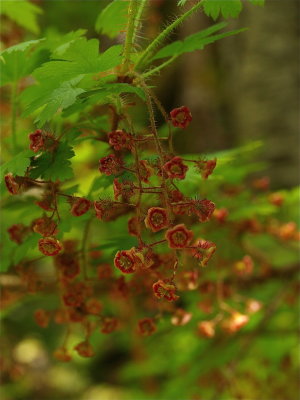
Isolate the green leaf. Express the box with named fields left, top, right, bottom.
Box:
left=0, top=39, right=44, bottom=85
left=29, top=142, right=75, bottom=181
left=0, top=150, right=32, bottom=178
left=0, top=0, right=42, bottom=34
left=202, top=0, right=243, bottom=20
left=79, top=83, right=146, bottom=101
left=95, top=0, right=128, bottom=39
left=34, top=78, right=85, bottom=126
left=151, top=23, right=246, bottom=61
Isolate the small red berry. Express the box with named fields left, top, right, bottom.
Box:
left=165, top=224, right=193, bottom=249
left=163, top=156, right=188, bottom=180
left=144, top=207, right=169, bottom=232
left=38, top=237, right=62, bottom=256
left=170, top=106, right=192, bottom=129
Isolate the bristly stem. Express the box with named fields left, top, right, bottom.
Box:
left=142, top=55, right=178, bottom=80
left=134, top=1, right=202, bottom=71
left=132, top=0, right=148, bottom=46
left=11, top=81, right=18, bottom=152
left=122, top=0, right=139, bottom=74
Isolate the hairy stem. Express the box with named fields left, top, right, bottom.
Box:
left=122, top=0, right=139, bottom=74
left=135, top=1, right=202, bottom=71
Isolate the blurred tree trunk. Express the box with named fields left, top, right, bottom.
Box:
left=157, top=0, right=299, bottom=188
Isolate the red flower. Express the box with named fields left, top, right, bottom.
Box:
left=53, top=347, right=72, bottom=362
left=74, top=341, right=95, bottom=358
left=165, top=224, right=193, bottom=249
left=108, top=129, right=132, bottom=151
left=36, top=195, right=55, bottom=212
left=38, top=237, right=62, bottom=256
left=70, top=197, right=91, bottom=216
left=7, top=224, right=27, bottom=244
left=195, top=158, right=217, bottom=179
left=153, top=280, right=179, bottom=301
left=138, top=318, right=156, bottom=336
left=85, top=298, right=102, bottom=315
left=222, top=313, right=249, bottom=333
left=29, top=129, right=44, bottom=153
left=4, top=173, right=20, bottom=195
left=139, top=160, right=153, bottom=183
left=163, top=156, right=188, bottom=180
left=171, top=309, right=192, bottom=326
left=144, top=207, right=169, bottom=232
left=55, top=253, right=80, bottom=280
left=100, top=317, right=118, bottom=334
left=113, top=179, right=135, bottom=201
left=33, top=217, right=58, bottom=237
left=168, top=189, right=185, bottom=203
left=170, top=106, right=192, bottom=129
left=34, top=309, right=50, bottom=328
left=128, top=215, right=139, bottom=237
left=114, top=250, right=136, bottom=274
left=192, top=239, right=216, bottom=267
left=213, top=208, right=228, bottom=223
left=234, top=255, right=253, bottom=276
left=194, top=199, right=215, bottom=222
left=198, top=321, right=215, bottom=338
left=99, top=154, right=122, bottom=175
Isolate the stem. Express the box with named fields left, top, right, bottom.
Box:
left=142, top=55, right=178, bottom=79
left=132, top=0, right=148, bottom=45
left=11, top=81, right=18, bottom=152
left=81, top=217, right=93, bottom=280
left=122, top=0, right=139, bottom=74
left=134, top=1, right=202, bottom=71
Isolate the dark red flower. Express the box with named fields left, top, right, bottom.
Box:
left=128, top=215, right=139, bottom=237
left=152, top=279, right=179, bottom=301
left=165, top=224, right=193, bottom=249
left=99, top=154, right=122, bottom=175
left=170, top=106, right=192, bottom=129
left=85, top=298, right=102, bottom=315
left=194, top=199, right=215, bottom=222
left=55, top=253, right=80, bottom=280
left=139, top=160, right=153, bottom=183
left=138, top=318, right=156, bottom=336
left=114, top=250, right=136, bottom=274
left=198, top=321, right=215, bottom=338
left=4, top=173, right=20, bottom=195
left=33, top=217, right=58, bottom=237
left=163, top=156, right=188, bottom=180
left=53, top=347, right=72, bottom=362
left=108, top=129, right=132, bottom=151
left=29, top=129, right=44, bottom=153
left=191, top=239, right=216, bottom=267
left=70, top=197, right=91, bottom=216
left=7, top=224, right=27, bottom=244
left=100, top=317, right=118, bottom=334
left=74, top=341, right=95, bottom=358
left=34, top=309, right=50, bottom=328
left=195, top=158, right=217, bottom=179
left=38, top=237, right=62, bottom=256
left=113, top=179, right=135, bottom=201
left=144, top=207, right=169, bottom=232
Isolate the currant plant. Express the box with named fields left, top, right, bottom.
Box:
left=3, top=0, right=298, bottom=367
